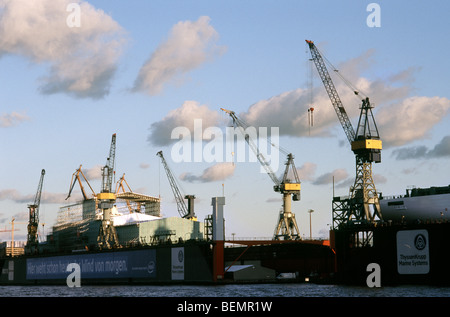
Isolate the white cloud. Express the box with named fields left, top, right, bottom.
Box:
left=296, top=162, right=317, bottom=181
left=241, top=88, right=326, bottom=137
left=148, top=100, right=222, bottom=146
left=240, top=48, right=450, bottom=150
left=83, top=165, right=103, bottom=181
left=180, top=162, right=235, bottom=183
left=312, top=168, right=348, bottom=186
left=376, top=96, right=450, bottom=147
left=0, top=0, right=126, bottom=99
left=0, top=189, right=66, bottom=204
left=133, top=16, right=225, bottom=95
left=0, top=111, right=29, bottom=127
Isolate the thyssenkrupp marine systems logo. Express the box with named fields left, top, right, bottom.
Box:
left=414, top=234, right=427, bottom=251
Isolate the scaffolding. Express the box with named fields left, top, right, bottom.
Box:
left=56, top=192, right=160, bottom=227
left=116, top=191, right=161, bottom=217
left=53, top=192, right=161, bottom=248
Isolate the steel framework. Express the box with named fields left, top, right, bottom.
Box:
left=306, top=40, right=383, bottom=228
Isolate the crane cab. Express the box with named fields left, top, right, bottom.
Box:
left=351, top=138, right=382, bottom=163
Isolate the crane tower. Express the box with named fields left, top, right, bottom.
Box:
left=306, top=40, right=383, bottom=228
left=97, top=133, right=120, bottom=249
left=27, top=169, right=45, bottom=250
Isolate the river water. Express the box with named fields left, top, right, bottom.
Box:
left=1, top=283, right=450, bottom=297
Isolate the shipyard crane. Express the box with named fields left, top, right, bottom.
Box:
left=115, top=173, right=136, bottom=213
left=157, top=151, right=196, bottom=220
left=0, top=220, right=20, bottom=256
left=66, top=165, right=97, bottom=200
left=221, top=108, right=301, bottom=240
left=100, top=133, right=117, bottom=195
left=116, top=173, right=132, bottom=195
left=306, top=40, right=383, bottom=227
left=27, top=169, right=45, bottom=249
left=97, top=133, right=119, bottom=248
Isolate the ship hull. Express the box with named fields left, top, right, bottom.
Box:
left=380, top=193, right=450, bottom=224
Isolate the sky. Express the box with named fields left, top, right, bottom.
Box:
left=0, top=0, right=449, bottom=242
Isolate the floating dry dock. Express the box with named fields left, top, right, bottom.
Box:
left=0, top=196, right=334, bottom=285
left=332, top=221, right=450, bottom=285
left=332, top=185, right=450, bottom=285
left=2, top=185, right=450, bottom=285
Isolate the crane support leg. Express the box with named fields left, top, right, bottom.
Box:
left=333, top=157, right=382, bottom=227
left=352, top=158, right=382, bottom=223
left=273, top=194, right=300, bottom=240
left=97, top=200, right=120, bottom=249
left=98, top=222, right=119, bottom=249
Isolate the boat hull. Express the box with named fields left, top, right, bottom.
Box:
left=380, top=193, right=450, bottom=224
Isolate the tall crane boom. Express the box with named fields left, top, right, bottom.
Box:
left=305, top=40, right=381, bottom=161
left=306, top=40, right=356, bottom=144
left=220, top=108, right=280, bottom=186
left=157, top=151, right=196, bottom=220
left=306, top=39, right=382, bottom=227
left=27, top=169, right=45, bottom=247
left=101, top=133, right=116, bottom=194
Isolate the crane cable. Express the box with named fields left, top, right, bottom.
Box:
left=313, top=44, right=369, bottom=101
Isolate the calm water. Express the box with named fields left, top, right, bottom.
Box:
left=1, top=283, right=450, bottom=297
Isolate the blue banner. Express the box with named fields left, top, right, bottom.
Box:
left=26, top=249, right=156, bottom=280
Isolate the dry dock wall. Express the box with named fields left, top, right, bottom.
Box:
left=0, top=243, right=213, bottom=285
left=333, top=222, right=450, bottom=285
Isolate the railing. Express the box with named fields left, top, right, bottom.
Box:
left=225, top=237, right=272, bottom=241
left=225, top=236, right=327, bottom=241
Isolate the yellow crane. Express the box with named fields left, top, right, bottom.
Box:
left=115, top=173, right=137, bottom=213
left=66, top=165, right=96, bottom=201
left=306, top=40, right=383, bottom=228
left=221, top=108, right=301, bottom=240
left=97, top=133, right=119, bottom=249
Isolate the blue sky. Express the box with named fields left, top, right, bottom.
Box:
left=1, top=0, right=449, bottom=241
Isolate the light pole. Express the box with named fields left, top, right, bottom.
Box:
left=308, top=209, right=314, bottom=240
